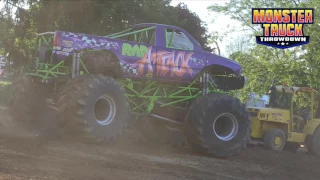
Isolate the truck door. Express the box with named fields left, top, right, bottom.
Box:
left=120, top=27, right=157, bottom=79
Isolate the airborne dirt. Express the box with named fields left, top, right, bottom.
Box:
left=0, top=108, right=320, bottom=180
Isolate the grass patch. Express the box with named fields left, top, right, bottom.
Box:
left=0, top=81, right=11, bottom=85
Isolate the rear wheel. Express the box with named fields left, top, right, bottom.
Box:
left=56, top=75, right=129, bottom=142
left=184, top=93, right=251, bottom=158
left=263, top=128, right=286, bottom=151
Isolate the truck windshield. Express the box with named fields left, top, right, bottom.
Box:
left=268, top=87, right=293, bottom=109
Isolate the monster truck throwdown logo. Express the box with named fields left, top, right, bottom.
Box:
left=252, top=8, right=314, bottom=49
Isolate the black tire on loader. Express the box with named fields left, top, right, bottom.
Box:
left=307, top=126, right=320, bottom=156
left=56, top=74, right=129, bottom=142
left=184, top=93, right=251, bottom=158
left=263, top=128, right=286, bottom=151
left=139, top=116, right=186, bottom=147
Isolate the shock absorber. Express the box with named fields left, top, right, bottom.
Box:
left=72, top=51, right=82, bottom=78
left=202, top=70, right=209, bottom=95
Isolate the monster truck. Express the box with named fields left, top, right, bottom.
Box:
left=9, top=23, right=251, bottom=158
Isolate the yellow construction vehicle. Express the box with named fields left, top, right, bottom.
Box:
left=248, top=85, right=320, bottom=155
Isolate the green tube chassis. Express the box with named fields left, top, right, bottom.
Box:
left=25, top=31, right=237, bottom=117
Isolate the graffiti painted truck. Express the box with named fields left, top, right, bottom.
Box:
left=9, top=23, right=251, bottom=158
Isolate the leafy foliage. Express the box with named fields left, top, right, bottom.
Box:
left=174, top=3, right=213, bottom=52
left=208, top=0, right=320, bottom=101
left=0, top=0, right=214, bottom=67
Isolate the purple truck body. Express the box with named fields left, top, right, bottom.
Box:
left=51, top=23, right=242, bottom=82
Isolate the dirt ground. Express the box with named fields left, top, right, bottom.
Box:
left=0, top=107, right=320, bottom=180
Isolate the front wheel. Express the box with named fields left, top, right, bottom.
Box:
left=183, top=93, right=251, bottom=158
left=263, top=128, right=286, bottom=151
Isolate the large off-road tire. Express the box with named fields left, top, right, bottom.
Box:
left=307, top=126, right=320, bottom=156
left=82, top=51, right=121, bottom=77
left=263, top=128, right=286, bottom=151
left=8, top=75, right=49, bottom=129
left=184, top=93, right=251, bottom=158
left=139, top=116, right=186, bottom=147
left=56, top=74, right=129, bottom=142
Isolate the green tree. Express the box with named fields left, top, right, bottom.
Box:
left=208, top=0, right=320, bottom=101
left=2, top=0, right=214, bottom=65
left=174, top=3, right=213, bottom=52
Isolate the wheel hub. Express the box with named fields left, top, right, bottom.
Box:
left=213, top=113, right=239, bottom=141
left=94, top=95, right=116, bottom=126
left=274, top=136, right=283, bottom=147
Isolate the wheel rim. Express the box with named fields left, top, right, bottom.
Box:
left=213, top=113, right=239, bottom=141
left=94, top=95, right=116, bottom=126
left=274, top=136, right=283, bottom=147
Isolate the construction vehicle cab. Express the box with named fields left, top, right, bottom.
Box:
left=248, top=85, right=320, bottom=155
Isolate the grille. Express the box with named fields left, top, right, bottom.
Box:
left=249, top=112, right=258, bottom=117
